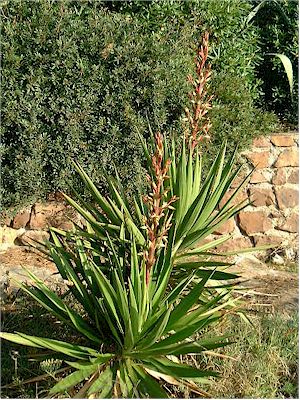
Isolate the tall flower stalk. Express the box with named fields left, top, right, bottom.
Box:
left=184, top=32, right=213, bottom=150
left=143, top=32, right=213, bottom=284
left=143, top=133, right=177, bottom=284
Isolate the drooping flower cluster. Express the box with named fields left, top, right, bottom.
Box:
left=184, top=32, right=213, bottom=150
left=143, top=133, right=177, bottom=284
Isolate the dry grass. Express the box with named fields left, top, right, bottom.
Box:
left=188, top=311, right=298, bottom=399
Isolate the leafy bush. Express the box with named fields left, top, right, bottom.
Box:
left=248, top=0, right=298, bottom=126
left=1, top=0, right=277, bottom=211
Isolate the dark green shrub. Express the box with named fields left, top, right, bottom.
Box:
left=1, top=0, right=277, bottom=211
left=248, top=0, right=298, bottom=126
left=104, top=0, right=279, bottom=154
left=1, top=0, right=193, bottom=210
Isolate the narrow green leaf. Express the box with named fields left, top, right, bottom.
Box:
left=72, top=161, right=120, bottom=224
left=154, top=315, right=220, bottom=348
left=195, top=269, right=239, bottom=281
left=166, top=271, right=214, bottom=331
left=90, top=263, right=124, bottom=335
left=49, top=365, right=98, bottom=395
left=176, top=235, right=231, bottom=259
left=174, top=260, right=233, bottom=269
left=87, top=365, right=115, bottom=396
left=146, top=357, right=219, bottom=379
left=246, top=0, right=268, bottom=24
left=1, top=332, right=98, bottom=359
left=0, top=332, right=43, bottom=348
left=137, top=308, right=171, bottom=349
left=66, top=354, right=114, bottom=370
left=133, top=365, right=168, bottom=398
left=268, top=53, right=293, bottom=96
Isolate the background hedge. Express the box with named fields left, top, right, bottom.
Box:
left=2, top=0, right=292, bottom=211
left=251, top=0, right=298, bottom=126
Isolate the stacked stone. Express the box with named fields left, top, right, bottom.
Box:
left=1, top=197, right=77, bottom=249
left=244, top=134, right=298, bottom=246
left=213, top=132, right=299, bottom=255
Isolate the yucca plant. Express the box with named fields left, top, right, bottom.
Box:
left=1, top=33, right=257, bottom=398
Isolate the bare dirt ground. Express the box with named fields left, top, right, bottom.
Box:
left=0, top=246, right=55, bottom=271
left=0, top=246, right=298, bottom=314
left=0, top=247, right=61, bottom=299
left=231, top=255, right=298, bottom=315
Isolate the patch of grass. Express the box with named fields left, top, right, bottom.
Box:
left=195, top=312, right=299, bottom=399
left=267, top=261, right=298, bottom=274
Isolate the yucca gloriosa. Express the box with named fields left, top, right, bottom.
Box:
left=1, top=33, right=256, bottom=398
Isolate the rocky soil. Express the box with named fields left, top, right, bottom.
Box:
left=233, top=254, right=298, bottom=315
left=0, top=247, right=298, bottom=315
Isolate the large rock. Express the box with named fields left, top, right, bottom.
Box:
left=230, top=172, right=248, bottom=188
left=253, top=137, right=271, bottom=148
left=287, top=168, right=299, bottom=184
left=274, top=148, right=299, bottom=167
left=253, top=234, right=283, bottom=247
left=275, top=186, right=298, bottom=209
left=213, top=219, right=236, bottom=235
left=272, top=168, right=287, bottom=185
left=278, top=213, right=299, bottom=233
left=194, top=234, right=217, bottom=249
left=250, top=169, right=272, bottom=184
left=12, top=209, right=31, bottom=229
left=29, top=202, right=73, bottom=230
left=17, top=230, right=50, bottom=246
left=218, top=188, right=248, bottom=209
left=245, top=151, right=270, bottom=168
left=0, top=213, right=12, bottom=227
left=249, top=187, right=275, bottom=207
left=0, top=226, right=25, bottom=250
left=238, top=211, right=272, bottom=234
left=270, top=135, right=295, bottom=147
left=217, top=236, right=253, bottom=253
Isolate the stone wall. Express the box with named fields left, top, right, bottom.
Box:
left=1, top=132, right=298, bottom=260
left=0, top=193, right=79, bottom=250
left=213, top=132, right=298, bottom=260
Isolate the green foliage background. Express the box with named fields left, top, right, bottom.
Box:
left=1, top=0, right=282, bottom=211
left=251, top=0, right=298, bottom=126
